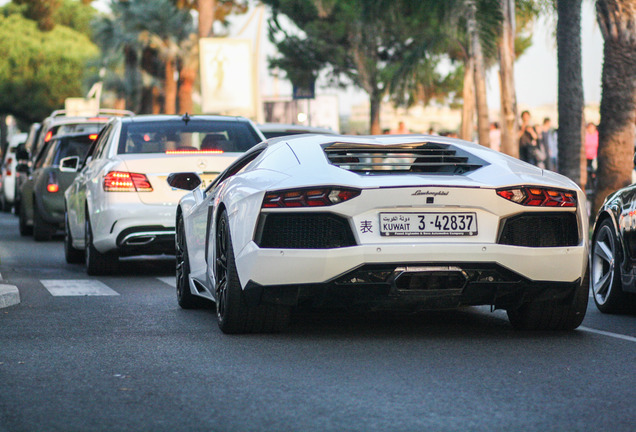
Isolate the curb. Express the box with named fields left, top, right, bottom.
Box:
left=0, top=284, right=20, bottom=309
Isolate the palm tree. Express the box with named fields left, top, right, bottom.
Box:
left=498, top=0, right=518, bottom=157
left=592, top=0, right=636, bottom=213
left=556, top=0, right=585, bottom=186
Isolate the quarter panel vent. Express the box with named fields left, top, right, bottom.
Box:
left=498, top=212, right=579, bottom=247
left=256, top=213, right=357, bottom=249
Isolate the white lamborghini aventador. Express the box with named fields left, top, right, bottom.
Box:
left=168, top=134, right=589, bottom=334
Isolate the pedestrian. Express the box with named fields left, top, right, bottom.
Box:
left=518, top=110, right=544, bottom=167
left=390, top=121, right=409, bottom=135
left=541, top=117, right=558, bottom=171
left=585, top=122, right=599, bottom=189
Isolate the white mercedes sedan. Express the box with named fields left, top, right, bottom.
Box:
left=63, top=114, right=264, bottom=275
left=168, top=134, right=589, bottom=334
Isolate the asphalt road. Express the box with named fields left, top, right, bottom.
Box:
left=0, top=211, right=634, bottom=431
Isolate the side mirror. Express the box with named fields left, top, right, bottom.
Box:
left=167, top=172, right=202, bottom=191
left=16, top=163, right=29, bottom=174
left=15, top=144, right=29, bottom=161
left=59, top=156, right=80, bottom=172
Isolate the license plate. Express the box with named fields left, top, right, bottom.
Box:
left=379, top=212, right=478, bottom=236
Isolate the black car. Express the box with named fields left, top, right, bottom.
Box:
left=17, top=132, right=97, bottom=241
left=591, top=176, right=636, bottom=313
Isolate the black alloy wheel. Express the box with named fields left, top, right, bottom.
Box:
left=215, top=210, right=289, bottom=334
left=85, top=215, right=117, bottom=276
left=591, top=219, right=632, bottom=313
left=176, top=214, right=207, bottom=308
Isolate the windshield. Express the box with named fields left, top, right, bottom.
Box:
left=117, top=120, right=262, bottom=155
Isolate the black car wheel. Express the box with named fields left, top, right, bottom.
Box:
left=64, top=211, right=84, bottom=264
left=85, top=215, right=117, bottom=276
left=33, top=201, right=54, bottom=242
left=176, top=213, right=208, bottom=308
left=18, top=197, right=32, bottom=236
left=507, top=265, right=589, bottom=330
left=215, top=210, right=289, bottom=334
left=591, top=219, right=631, bottom=313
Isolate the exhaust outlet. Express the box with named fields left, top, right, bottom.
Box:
left=392, top=266, right=468, bottom=292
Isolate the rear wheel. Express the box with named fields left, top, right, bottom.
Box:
left=591, top=219, right=632, bottom=313
left=176, top=214, right=208, bottom=308
left=33, top=202, right=54, bottom=241
left=507, top=266, right=589, bottom=331
left=18, top=198, right=32, bottom=236
left=85, top=216, right=117, bottom=275
left=64, top=211, right=84, bottom=264
left=215, top=211, right=289, bottom=334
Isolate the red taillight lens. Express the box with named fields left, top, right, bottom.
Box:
left=263, top=187, right=361, bottom=208
left=496, top=187, right=576, bottom=207
left=6, top=157, right=12, bottom=176
left=104, top=171, right=153, bottom=192
left=89, top=133, right=98, bottom=140
left=44, top=130, right=53, bottom=142
left=47, top=183, right=59, bottom=193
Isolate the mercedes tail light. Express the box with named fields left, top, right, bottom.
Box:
left=496, top=187, right=576, bottom=207
left=262, top=187, right=361, bottom=208
left=103, top=171, right=153, bottom=192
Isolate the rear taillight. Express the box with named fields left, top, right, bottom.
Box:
left=496, top=187, right=576, bottom=207
left=89, top=134, right=98, bottom=140
left=104, top=171, right=153, bottom=192
left=6, top=158, right=12, bottom=176
left=46, top=172, right=59, bottom=193
left=263, top=187, right=361, bottom=208
left=44, top=130, right=53, bottom=142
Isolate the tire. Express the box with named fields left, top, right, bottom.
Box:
left=64, top=211, right=84, bottom=264
left=176, top=214, right=208, bottom=308
left=591, top=219, right=632, bottom=313
left=18, top=198, right=32, bottom=236
left=85, top=216, right=117, bottom=276
left=33, top=202, right=54, bottom=242
left=215, top=211, right=289, bottom=334
left=507, top=265, right=589, bottom=331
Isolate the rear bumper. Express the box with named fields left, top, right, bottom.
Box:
left=236, top=241, right=588, bottom=287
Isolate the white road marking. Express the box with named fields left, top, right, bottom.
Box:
left=579, top=326, right=636, bottom=343
left=41, top=280, right=119, bottom=296
left=157, top=277, right=176, bottom=288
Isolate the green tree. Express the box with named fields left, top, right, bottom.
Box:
left=13, top=0, right=61, bottom=31
left=592, top=0, right=636, bottom=213
left=0, top=13, right=99, bottom=123
left=264, top=0, right=451, bottom=134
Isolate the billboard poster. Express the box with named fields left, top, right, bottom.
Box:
left=199, top=38, right=255, bottom=117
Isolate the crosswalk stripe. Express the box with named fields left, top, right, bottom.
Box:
left=157, top=277, right=176, bottom=288
left=41, top=280, right=119, bottom=296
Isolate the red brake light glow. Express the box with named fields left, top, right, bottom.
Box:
left=104, top=171, right=153, bottom=192
left=496, top=187, right=576, bottom=207
left=165, top=149, right=224, bottom=155
left=263, top=187, right=361, bottom=208
left=89, top=133, right=98, bottom=140
left=44, top=130, right=53, bottom=142
left=46, top=183, right=59, bottom=193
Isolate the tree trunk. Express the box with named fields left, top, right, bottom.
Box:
left=198, top=0, right=217, bottom=38
left=460, top=58, right=475, bottom=141
left=498, top=0, right=518, bottom=157
left=164, top=55, right=177, bottom=114
left=592, top=0, right=636, bottom=214
left=369, top=91, right=381, bottom=135
left=556, top=0, right=584, bottom=187
left=467, top=1, right=490, bottom=147
left=124, top=46, right=141, bottom=113
left=178, top=65, right=196, bottom=115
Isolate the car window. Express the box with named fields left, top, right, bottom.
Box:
left=117, top=120, right=262, bottom=154
left=206, top=145, right=267, bottom=193
left=91, top=124, right=113, bottom=161
left=38, top=139, right=59, bottom=169
left=56, top=122, right=105, bottom=136
left=53, top=135, right=95, bottom=166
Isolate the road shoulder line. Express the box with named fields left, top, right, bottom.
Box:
left=579, top=326, right=636, bottom=343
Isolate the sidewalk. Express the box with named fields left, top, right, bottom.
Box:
left=0, top=272, right=20, bottom=308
